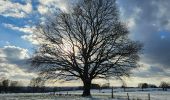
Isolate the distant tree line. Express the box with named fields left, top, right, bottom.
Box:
left=29, top=77, right=45, bottom=93
left=0, top=77, right=169, bottom=93
left=138, top=81, right=170, bottom=91
left=0, top=77, right=73, bottom=93
left=0, top=78, right=23, bottom=93
left=159, top=81, right=170, bottom=91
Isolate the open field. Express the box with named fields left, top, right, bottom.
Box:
left=0, top=88, right=170, bottom=100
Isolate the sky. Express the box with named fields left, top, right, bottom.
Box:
left=0, top=0, right=170, bottom=87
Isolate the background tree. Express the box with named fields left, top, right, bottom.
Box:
left=30, top=77, right=45, bottom=92
left=159, top=81, right=169, bottom=91
left=147, top=84, right=157, bottom=88
left=11, top=81, right=23, bottom=87
left=91, top=83, right=100, bottom=89
left=101, top=83, right=110, bottom=89
left=138, top=83, right=148, bottom=91
left=121, top=82, right=127, bottom=92
left=10, top=81, right=23, bottom=92
left=30, top=0, right=142, bottom=96
left=53, top=87, right=60, bottom=94
left=2, top=79, right=10, bottom=93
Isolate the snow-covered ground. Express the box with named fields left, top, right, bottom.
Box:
left=0, top=93, right=121, bottom=100
left=57, top=89, right=170, bottom=100
left=0, top=88, right=169, bottom=100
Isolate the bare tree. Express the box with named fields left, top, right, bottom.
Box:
left=30, top=77, right=45, bottom=92
left=159, top=81, right=169, bottom=91
left=121, top=82, right=127, bottom=92
left=10, top=81, right=21, bottom=87
left=2, top=79, right=10, bottom=93
left=30, top=0, right=142, bottom=96
left=30, top=77, right=45, bottom=87
left=10, top=81, right=22, bottom=92
left=138, top=83, right=148, bottom=91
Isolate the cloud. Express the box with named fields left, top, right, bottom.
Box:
left=117, top=0, right=170, bottom=72
left=0, top=45, right=36, bottom=82
left=3, top=23, right=35, bottom=34
left=0, top=0, right=32, bottom=18
left=21, top=34, right=39, bottom=45
left=2, top=0, right=76, bottom=45
left=0, top=63, right=35, bottom=81
left=3, top=23, right=38, bottom=45
left=0, top=45, right=30, bottom=69
left=2, top=45, right=29, bottom=61
left=2, top=0, right=170, bottom=86
left=38, top=0, right=73, bottom=14
left=37, top=5, right=49, bottom=15
left=131, top=62, right=170, bottom=78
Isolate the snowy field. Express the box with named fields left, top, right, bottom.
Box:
left=0, top=88, right=170, bottom=100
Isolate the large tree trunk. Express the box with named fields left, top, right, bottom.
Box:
left=82, top=79, right=92, bottom=97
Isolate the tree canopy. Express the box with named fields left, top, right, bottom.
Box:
left=30, top=0, right=142, bottom=96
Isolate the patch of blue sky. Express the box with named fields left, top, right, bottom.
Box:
left=0, top=25, right=32, bottom=51
left=31, top=0, right=40, bottom=10
left=159, top=30, right=170, bottom=39
left=10, top=0, right=40, bottom=10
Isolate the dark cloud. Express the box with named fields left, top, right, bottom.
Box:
left=0, top=46, right=30, bottom=68
left=117, top=0, right=170, bottom=71
left=0, top=45, right=35, bottom=80
left=133, top=65, right=170, bottom=78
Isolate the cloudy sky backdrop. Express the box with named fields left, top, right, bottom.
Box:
left=0, top=0, right=170, bottom=87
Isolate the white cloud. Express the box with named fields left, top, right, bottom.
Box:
left=0, top=63, right=35, bottom=81
left=127, top=18, right=136, bottom=29
left=0, top=45, right=36, bottom=84
left=3, top=23, right=39, bottom=45
left=126, top=7, right=141, bottom=29
left=38, top=0, right=70, bottom=14
left=2, top=45, right=29, bottom=60
left=21, top=34, right=39, bottom=45
left=3, top=23, right=35, bottom=34
left=0, top=0, right=32, bottom=18
left=38, top=5, right=49, bottom=14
